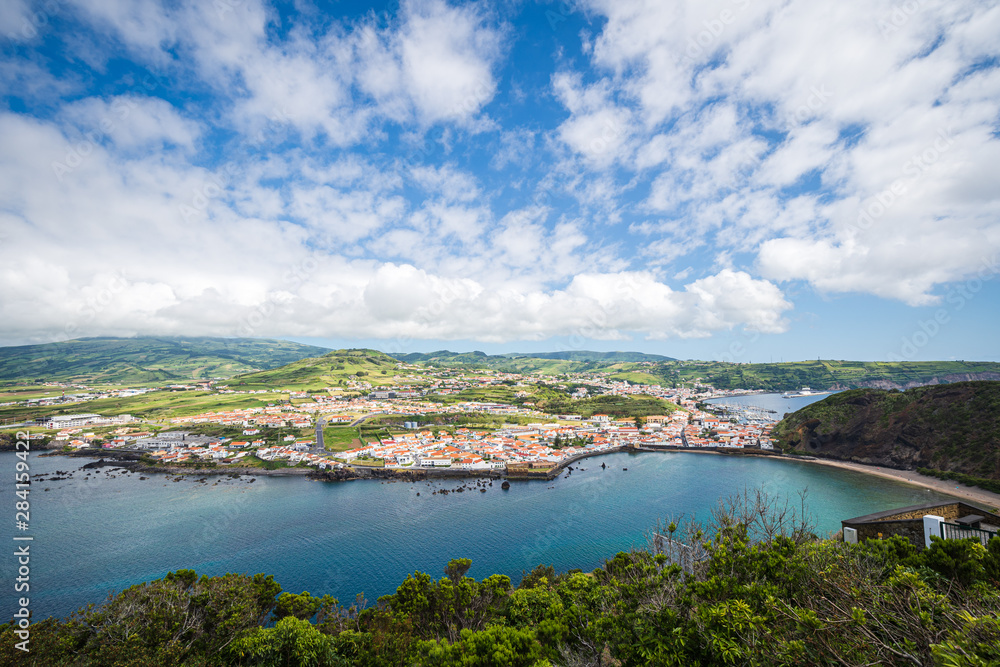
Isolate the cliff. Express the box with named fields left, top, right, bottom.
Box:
left=772, top=381, right=1000, bottom=478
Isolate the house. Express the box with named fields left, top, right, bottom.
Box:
left=842, top=501, right=1000, bottom=549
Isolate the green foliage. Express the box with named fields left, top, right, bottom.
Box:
left=773, top=382, right=1000, bottom=482
left=416, top=626, right=548, bottom=666
left=5, top=512, right=1000, bottom=666
left=534, top=393, right=679, bottom=419
left=228, top=616, right=345, bottom=667
left=0, top=336, right=330, bottom=383
left=918, top=467, right=1000, bottom=494
left=272, top=592, right=336, bottom=623
left=659, top=359, right=1000, bottom=391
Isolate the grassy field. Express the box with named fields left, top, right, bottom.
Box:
left=533, top=394, right=680, bottom=419
left=322, top=426, right=365, bottom=452
left=0, top=389, right=291, bottom=423
left=605, top=371, right=664, bottom=385
left=230, top=349, right=417, bottom=391
left=0, top=385, right=68, bottom=401
left=422, top=385, right=521, bottom=405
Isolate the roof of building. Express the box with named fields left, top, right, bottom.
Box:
left=842, top=501, right=1000, bottom=526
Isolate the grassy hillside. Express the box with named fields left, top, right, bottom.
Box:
left=231, top=349, right=407, bottom=390
left=531, top=392, right=680, bottom=419
left=0, top=337, right=331, bottom=384
left=772, top=381, right=1000, bottom=478
left=647, top=359, right=1000, bottom=391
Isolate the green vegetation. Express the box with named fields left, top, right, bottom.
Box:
left=0, top=337, right=331, bottom=384
left=422, top=385, right=521, bottom=405
left=650, top=359, right=1000, bottom=391
left=918, top=468, right=1000, bottom=495
left=233, top=349, right=405, bottom=390
left=0, top=389, right=291, bottom=424
left=773, top=381, right=1000, bottom=480
left=7, top=490, right=1000, bottom=666
left=533, top=393, right=680, bottom=419
left=322, top=425, right=365, bottom=452
left=241, top=456, right=290, bottom=470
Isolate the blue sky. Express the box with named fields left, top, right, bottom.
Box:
left=1, top=0, right=998, bottom=361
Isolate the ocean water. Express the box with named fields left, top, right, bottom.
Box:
left=1, top=448, right=954, bottom=621
left=705, top=390, right=838, bottom=418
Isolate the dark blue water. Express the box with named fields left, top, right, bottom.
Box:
left=0, top=449, right=954, bottom=621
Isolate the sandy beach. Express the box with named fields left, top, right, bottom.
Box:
left=805, top=458, right=1000, bottom=512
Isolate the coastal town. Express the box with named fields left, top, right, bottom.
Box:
left=25, top=370, right=778, bottom=477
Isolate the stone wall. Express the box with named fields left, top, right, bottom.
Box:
left=853, top=520, right=925, bottom=548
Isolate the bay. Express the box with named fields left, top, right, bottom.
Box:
left=1, top=447, right=954, bottom=621
left=705, top=390, right=839, bottom=418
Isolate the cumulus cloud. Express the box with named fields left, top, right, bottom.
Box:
left=0, top=105, right=790, bottom=346
left=563, top=0, right=1000, bottom=305
left=5, top=0, right=998, bottom=352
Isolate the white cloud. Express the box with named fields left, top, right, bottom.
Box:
left=410, top=164, right=481, bottom=202
left=0, top=0, right=32, bottom=38
left=59, top=96, right=201, bottom=153
left=397, top=0, right=501, bottom=124
left=570, top=0, right=1000, bottom=304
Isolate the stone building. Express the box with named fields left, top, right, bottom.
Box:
left=842, top=501, right=1000, bottom=549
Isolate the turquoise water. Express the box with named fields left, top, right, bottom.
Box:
left=1, top=449, right=955, bottom=621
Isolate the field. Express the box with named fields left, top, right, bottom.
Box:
left=322, top=426, right=366, bottom=452
left=0, top=337, right=332, bottom=384
left=230, top=349, right=419, bottom=391
left=0, top=390, right=291, bottom=424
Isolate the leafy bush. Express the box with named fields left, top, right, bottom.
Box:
left=4, top=495, right=1000, bottom=666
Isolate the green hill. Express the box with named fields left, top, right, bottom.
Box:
left=231, top=349, right=404, bottom=390
left=0, top=337, right=332, bottom=384
left=390, top=350, right=673, bottom=376
left=772, top=381, right=1000, bottom=480
left=647, top=359, right=1000, bottom=391
left=499, top=350, right=675, bottom=362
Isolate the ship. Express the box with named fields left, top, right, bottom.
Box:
left=781, top=387, right=829, bottom=399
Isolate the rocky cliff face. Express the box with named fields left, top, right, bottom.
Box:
left=772, top=381, right=1000, bottom=477
left=829, top=372, right=1000, bottom=392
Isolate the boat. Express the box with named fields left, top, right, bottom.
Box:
left=782, top=387, right=830, bottom=399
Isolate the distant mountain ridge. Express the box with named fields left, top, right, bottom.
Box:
left=772, top=381, right=1000, bottom=479
left=0, top=337, right=332, bottom=383
left=391, top=350, right=675, bottom=364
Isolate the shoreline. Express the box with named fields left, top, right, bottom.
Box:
left=34, top=447, right=1000, bottom=510
left=797, top=457, right=1000, bottom=512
